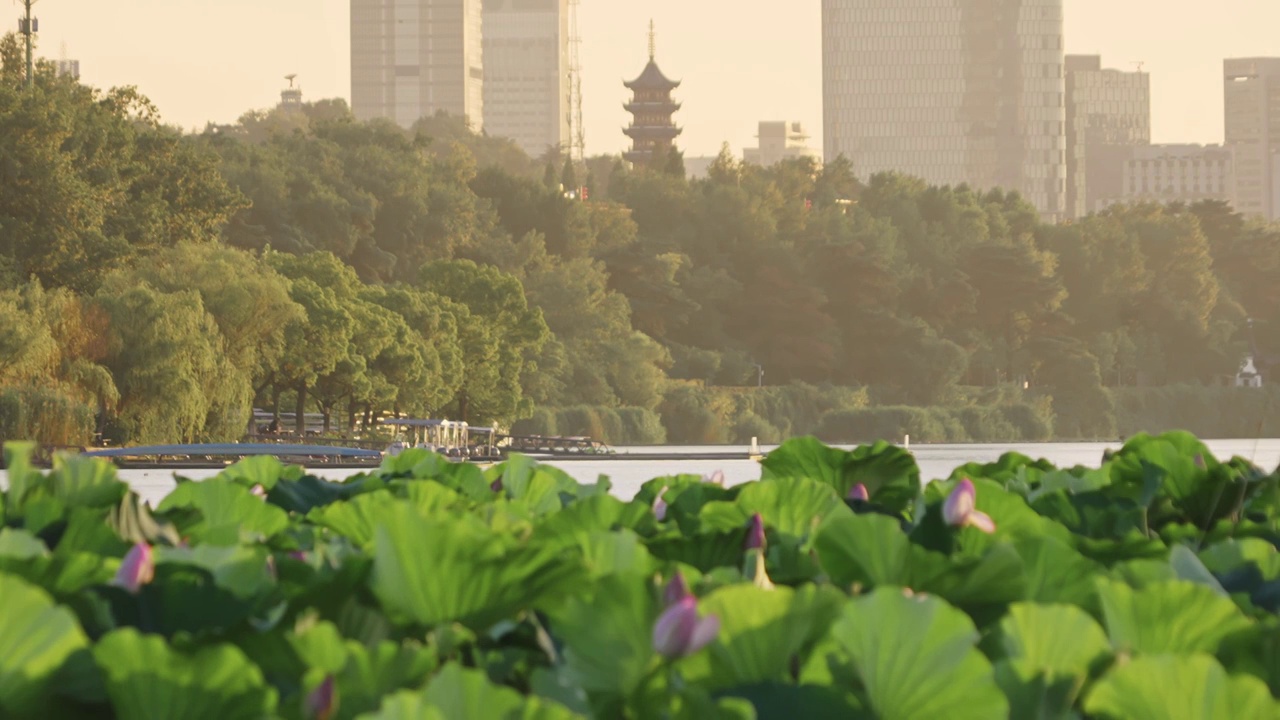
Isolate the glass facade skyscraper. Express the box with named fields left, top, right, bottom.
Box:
left=1065, top=55, right=1150, bottom=219
left=822, top=0, right=1066, bottom=220
left=351, top=0, right=485, bottom=130
left=482, top=0, right=569, bottom=159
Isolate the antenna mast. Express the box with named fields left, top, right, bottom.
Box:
left=567, top=0, right=585, bottom=164
left=18, top=0, right=38, bottom=89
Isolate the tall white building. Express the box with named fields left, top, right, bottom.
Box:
left=351, top=0, right=484, bottom=130
left=822, top=0, right=1066, bottom=220
left=1225, top=58, right=1280, bottom=220
left=743, top=121, right=821, bottom=167
left=482, top=0, right=569, bottom=159
left=1093, top=145, right=1234, bottom=209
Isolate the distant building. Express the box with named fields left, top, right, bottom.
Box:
left=55, top=58, right=79, bottom=80
left=350, top=0, right=484, bottom=130
left=743, top=121, right=820, bottom=167
left=1065, top=55, right=1150, bottom=218
left=821, top=0, right=1067, bottom=220
left=622, top=24, right=681, bottom=168
left=1093, top=144, right=1233, bottom=209
left=279, top=75, right=303, bottom=113
left=684, top=155, right=717, bottom=180
left=482, top=0, right=569, bottom=159
left=1225, top=58, right=1280, bottom=220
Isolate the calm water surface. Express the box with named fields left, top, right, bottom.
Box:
left=32, top=439, right=1279, bottom=507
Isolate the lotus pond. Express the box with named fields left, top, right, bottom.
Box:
left=3, top=432, right=1280, bottom=719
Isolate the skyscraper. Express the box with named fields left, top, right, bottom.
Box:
left=1064, top=55, right=1150, bottom=218
left=482, top=0, right=569, bottom=159
left=1224, top=58, right=1280, bottom=220
left=350, top=0, right=484, bottom=130
left=822, top=0, right=1066, bottom=220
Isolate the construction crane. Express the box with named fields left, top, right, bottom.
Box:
left=566, top=0, right=586, bottom=164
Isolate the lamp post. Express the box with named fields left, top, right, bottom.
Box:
left=752, top=363, right=764, bottom=388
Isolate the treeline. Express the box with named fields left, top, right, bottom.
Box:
left=2, top=33, right=1278, bottom=446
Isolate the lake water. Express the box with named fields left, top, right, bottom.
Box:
left=21, top=439, right=1277, bottom=507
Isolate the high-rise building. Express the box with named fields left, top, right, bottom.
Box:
left=1064, top=55, right=1149, bottom=218
left=350, top=0, right=484, bottom=130
left=1225, top=58, right=1280, bottom=220
left=482, top=0, right=569, bottom=159
left=623, top=25, right=681, bottom=168
left=55, top=59, right=79, bottom=80
left=743, top=121, right=821, bottom=167
left=821, top=0, right=1066, bottom=220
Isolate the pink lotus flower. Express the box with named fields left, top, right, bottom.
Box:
left=663, top=570, right=691, bottom=607
left=251, top=484, right=267, bottom=499
left=653, top=486, right=668, bottom=521
left=703, top=470, right=726, bottom=486
left=943, top=479, right=996, bottom=534
left=113, top=543, right=155, bottom=593
left=745, top=513, right=766, bottom=551
left=848, top=483, right=870, bottom=501
left=304, top=675, right=337, bottom=720
left=652, top=596, right=719, bottom=658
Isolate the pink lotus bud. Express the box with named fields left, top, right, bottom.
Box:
left=745, top=513, right=766, bottom=551
left=251, top=484, right=267, bottom=499
left=303, top=675, right=338, bottom=720
left=848, top=483, right=870, bottom=501
left=652, top=596, right=720, bottom=659
left=942, top=478, right=996, bottom=534
left=490, top=478, right=503, bottom=493
left=663, top=570, right=691, bottom=607
left=653, top=486, right=668, bottom=521
left=703, top=470, right=726, bottom=486
left=112, top=543, right=155, bottom=593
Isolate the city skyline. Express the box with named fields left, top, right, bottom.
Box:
left=21, top=0, right=1280, bottom=159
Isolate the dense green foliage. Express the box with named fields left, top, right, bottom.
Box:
left=3, top=432, right=1280, bottom=718
left=2, top=37, right=1279, bottom=445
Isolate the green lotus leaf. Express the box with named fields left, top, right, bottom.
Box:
left=531, top=494, right=653, bottom=548
left=814, top=513, right=1025, bottom=613
left=545, top=573, right=656, bottom=699
left=1085, top=653, right=1279, bottom=720
left=337, top=639, right=440, bottom=719
left=679, top=584, right=844, bottom=691
left=355, top=691, right=447, bottom=720
left=714, top=682, right=866, bottom=718
left=310, top=485, right=467, bottom=549
left=580, top=530, right=653, bottom=578
left=1200, top=538, right=1280, bottom=580
left=1096, top=577, right=1253, bottom=655
left=369, top=503, right=581, bottom=629
left=995, top=603, right=1110, bottom=677
left=993, top=659, right=1082, bottom=720
left=420, top=663, right=584, bottom=719
left=828, top=586, right=1009, bottom=719
left=93, top=628, right=276, bottom=720
left=156, top=479, right=289, bottom=544
left=47, top=454, right=128, bottom=509
left=646, top=528, right=748, bottom=573
left=762, top=437, right=921, bottom=515
left=158, top=544, right=275, bottom=600
left=735, top=476, right=852, bottom=538
left=1167, top=544, right=1228, bottom=595
left=1012, top=537, right=1102, bottom=609
left=0, top=573, right=90, bottom=717
left=269, top=474, right=374, bottom=515
left=216, top=455, right=287, bottom=490
left=4, top=441, right=40, bottom=516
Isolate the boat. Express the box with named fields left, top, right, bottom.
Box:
left=79, top=443, right=384, bottom=470
left=378, top=418, right=502, bottom=461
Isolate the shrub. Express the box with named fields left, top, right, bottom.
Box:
left=0, top=386, right=95, bottom=446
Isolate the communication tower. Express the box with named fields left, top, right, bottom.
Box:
left=567, top=0, right=586, bottom=163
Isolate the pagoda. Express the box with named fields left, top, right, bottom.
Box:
left=623, top=22, right=682, bottom=167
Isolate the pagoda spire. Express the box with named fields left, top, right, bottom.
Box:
left=623, top=23, right=682, bottom=167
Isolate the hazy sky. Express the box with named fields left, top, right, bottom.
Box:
left=27, top=1, right=1280, bottom=158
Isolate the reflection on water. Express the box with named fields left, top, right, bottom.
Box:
left=60, top=439, right=1280, bottom=507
